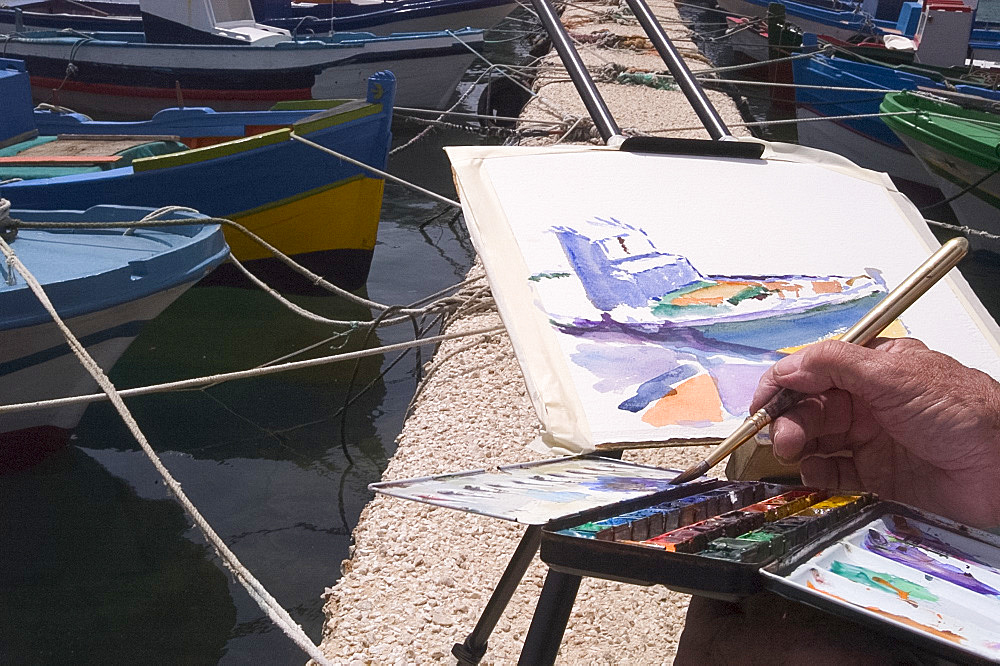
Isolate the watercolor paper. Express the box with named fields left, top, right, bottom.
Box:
left=370, top=456, right=684, bottom=524
left=778, top=514, right=1000, bottom=660
left=447, top=143, right=1000, bottom=452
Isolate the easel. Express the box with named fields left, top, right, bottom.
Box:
left=447, top=0, right=761, bottom=660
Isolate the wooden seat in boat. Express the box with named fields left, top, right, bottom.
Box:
left=0, top=134, right=181, bottom=167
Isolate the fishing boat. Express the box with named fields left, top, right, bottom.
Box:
left=881, top=90, right=1000, bottom=252
left=715, top=0, right=1000, bottom=61
left=0, top=57, right=394, bottom=290
left=0, top=203, right=229, bottom=470
left=792, top=49, right=1000, bottom=190
left=0, top=0, right=517, bottom=36
left=0, top=0, right=483, bottom=117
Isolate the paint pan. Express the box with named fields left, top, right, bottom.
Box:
left=762, top=502, right=1000, bottom=664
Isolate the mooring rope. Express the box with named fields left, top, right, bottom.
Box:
left=651, top=108, right=918, bottom=132
left=0, top=323, right=504, bottom=417
left=288, top=133, right=460, bottom=208
left=7, top=209, right=444, bottom=315
left=0, top=230, right=334, bottom=666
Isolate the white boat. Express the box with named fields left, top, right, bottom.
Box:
left=0, top=0, right=484, bottom=117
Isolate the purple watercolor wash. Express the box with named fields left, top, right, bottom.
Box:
left=864, top=529, right=1000, bottom=597
left=570, top=341, right=684, bottom=393
left=704, top=361, right=769, bottom=415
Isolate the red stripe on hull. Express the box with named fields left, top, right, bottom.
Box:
left=30, top=76, right=312, bottom=101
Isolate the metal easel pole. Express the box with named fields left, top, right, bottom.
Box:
left=528, top=0, right=624, bottom=144
left=623, top=0, right=732, bottom=140
left=452, top=526, right=542, bottom=665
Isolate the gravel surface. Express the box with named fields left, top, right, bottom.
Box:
left=318, top=2, right=750, bottom=662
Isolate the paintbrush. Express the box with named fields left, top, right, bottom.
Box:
left=670, top=236, right=970, bottom=485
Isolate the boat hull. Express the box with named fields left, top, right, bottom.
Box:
left=0, top=283, right=194, bottom=460
left=0, top=206, right=229, bottom=468
left=0, top=0, right=516, bottom=36
left=896, top=134, right=1000, bottom=253
left=795, top=104, right=934, bottom=187
left=1, top=66, right=395, bottom=289
left=4, top=30, right=482, bottom=115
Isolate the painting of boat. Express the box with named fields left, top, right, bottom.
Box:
left=0, top=204, right=229, bottom=470
left=0, top=0, right=517, bottom=37
left=0, top=0, right=483, bottom=117
left=0, top=57, right=394, bottom=290
left=531, top=217, right=892, bottom=425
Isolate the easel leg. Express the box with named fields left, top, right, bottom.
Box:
left=517, top=570, right=582, bottom=666
left=452, top=525, right=542, bottom=665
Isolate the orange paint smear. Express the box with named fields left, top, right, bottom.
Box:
left=872, top=576, right=913, bottom=604
left=671, top=282, right=756, bottom=306
left=811, top=280, right=843, bottom=294
left=642, top=374, right=722, bottom=427
left=806, top=581, right=964, bottom=644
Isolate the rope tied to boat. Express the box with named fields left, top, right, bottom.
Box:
left=0, top=227, right=336, bottom=665
left=0, top=197, right=17, bottom=243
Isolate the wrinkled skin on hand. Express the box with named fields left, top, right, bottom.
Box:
left=751, top=338, right=1000, bottom=530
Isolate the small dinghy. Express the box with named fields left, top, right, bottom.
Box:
left=0, top=203, right=229, bottom=469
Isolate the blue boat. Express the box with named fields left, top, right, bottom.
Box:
left=0, top=203, right=228, bottom=469
left=0, top=57, right=395, bottom=290
left=792, top=49, right=1000, bottom=188
left=0, top=0, right=516, bottom=37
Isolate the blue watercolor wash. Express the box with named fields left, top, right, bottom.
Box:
left=618, top=364, right=697, bottom=412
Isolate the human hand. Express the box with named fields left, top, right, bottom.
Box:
left=750, top=338, right=1000, bottom=529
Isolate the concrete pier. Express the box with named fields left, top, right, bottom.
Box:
left=318, top=1, right=749, bottom=662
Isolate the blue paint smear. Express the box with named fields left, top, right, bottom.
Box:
left=618, top=364, right=697, bottom=412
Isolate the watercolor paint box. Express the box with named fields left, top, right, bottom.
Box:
left=372, top=455, right=1000, bottom=664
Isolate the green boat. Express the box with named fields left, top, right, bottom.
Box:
left=881, top=90, right=1000, bottom=252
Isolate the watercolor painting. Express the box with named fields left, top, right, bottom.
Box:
left=371, top=457, right=685, bottom=524
left=781, top=514, right=1000, bottom=660
left=446, top=146, right=1000, bottom=451
left=528, top=217, right=903, bottom=433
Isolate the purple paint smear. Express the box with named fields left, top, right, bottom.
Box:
left=701, top=361, right=764, bottom=416
left=864, top=529, right=1000, bottom=597
left=884, top=515, right=1000, bottom=573
left=570, top=340, right=683, bottom=393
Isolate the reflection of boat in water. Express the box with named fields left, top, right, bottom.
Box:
left=537, top=219, right=888, bottom=353
left=1, top=445, right=236, bottom=662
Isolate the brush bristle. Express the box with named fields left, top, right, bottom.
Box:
left=671, top=460, right=710, bottom=485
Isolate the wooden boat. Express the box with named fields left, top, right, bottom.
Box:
left=0, top=0, right=483, bottom=117
left=0, top=203, right=229, bottom=469
left=715, top=0, right=1000, bottom=61
left=792, top=50, right=1000, bottom=190
left=0, top=0, right=517, bottom=37
left=0, top=57, right=394, bottom=290
left=881, top=90, right=1000, bottom=252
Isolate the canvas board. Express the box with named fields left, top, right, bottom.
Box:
left=446, top=142, right=1000, bottom=453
